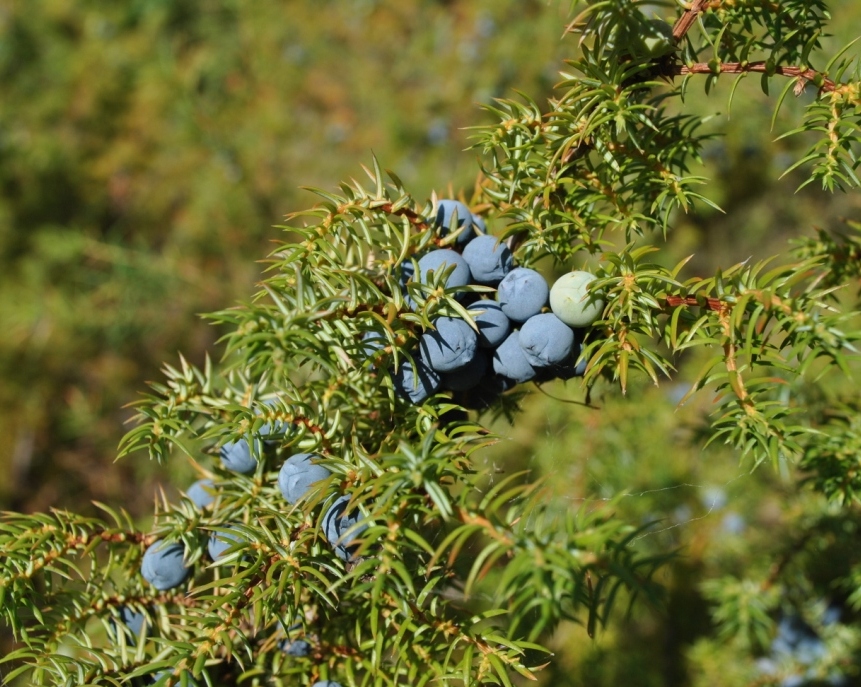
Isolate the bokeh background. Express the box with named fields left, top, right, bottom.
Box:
left=1, top=1, right=860, bottom=685
left=0, top=0, right=573, bottom=515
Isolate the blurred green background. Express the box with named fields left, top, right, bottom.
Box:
left=2, top=1, right=860, bottom=685
left=0, top=0, right=571, bottom=515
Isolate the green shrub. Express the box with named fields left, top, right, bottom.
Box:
left=2, top=2, right=861, bottom=686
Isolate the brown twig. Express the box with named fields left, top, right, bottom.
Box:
left=668, top=61, right=837, bottom=93
left=0, top=526, right=154, bottom=588
left=380, top=203, right=430, bottom=231
left=665, top=290, right=798, bottom=314
left=719, top=305, right=752, bottom=406
left=672, top=0, right=712, bottom=41
left=665, top=295, right=725, bottom=311
left=669, top=1, right=838, bottom=93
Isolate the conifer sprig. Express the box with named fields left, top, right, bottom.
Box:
left=2, top=2, right=861, bottom=685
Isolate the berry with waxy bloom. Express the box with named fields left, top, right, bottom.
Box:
left=497, top=268, right=549, bottom=323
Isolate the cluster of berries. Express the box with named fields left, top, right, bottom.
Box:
left=111, top=200, right=600, bottom=683
left=369, top=199, right=603, bottom=406
left=142, top=451, right=360, bottom=581
left=115, top=428, right=355, bottom=681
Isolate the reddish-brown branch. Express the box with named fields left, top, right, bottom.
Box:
left=720, top=308, right=751, bottom=405
left=0, top=526, right=154, bottom=588
left=667, top=295, right=759, bottom=407
left=381, top=203, right=430, bottom=231
left=666, top=290, right=797, bottom=314
left=672, top=0, right=712, bottom=41
left=668, top=61, right=837, bottom=93
left=665, top=295, right=725, bottom=311
left=291, top=415, right=327, bottom=440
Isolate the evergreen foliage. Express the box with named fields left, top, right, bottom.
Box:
left=2, top=1, right=861, bottom=686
